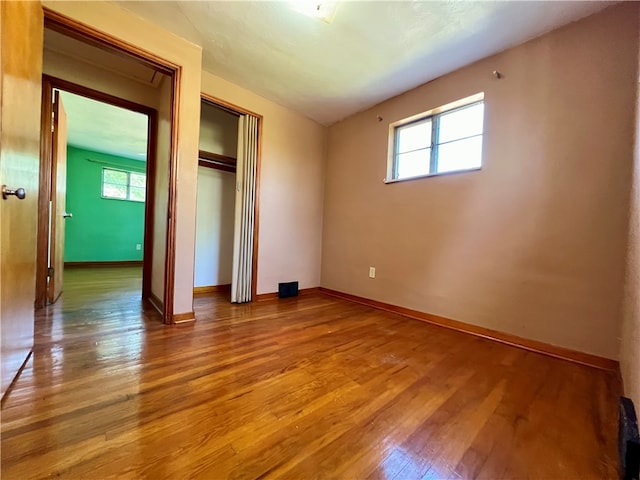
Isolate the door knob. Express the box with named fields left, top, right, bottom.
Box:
left=63, top=213, right=73, bottom=219
left=2, top=185, right=26, bottom=200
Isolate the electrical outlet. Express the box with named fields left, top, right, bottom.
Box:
left=136, top=244, right=142, bottom=251
left=369, top=267, right=376, bottom=278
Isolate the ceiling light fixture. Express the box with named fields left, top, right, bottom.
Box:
left=291, top=1, right=338, bottom=23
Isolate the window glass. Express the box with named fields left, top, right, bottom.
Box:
left=437, top=136, right=483, bottom=173
left=130, top=172, right=146, bottom=188
left=102, top=168, right=146, bottom=202
left=129, top=187, right=146, bottom=202
left=438, top=103, right=484, bottom=144
left=390, top=96, right=484, bottom=181
left=103, top=183, right=127, bottom=199
left=396, top=149, right=431, bottom=179
left=103, top=169, right=128, bottom=186
left=397, top=119, right=431, bottom=154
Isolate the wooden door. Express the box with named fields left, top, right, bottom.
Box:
left=0, top=1, right=44, bottom=397
left=47, top=92, right=68, bottom=304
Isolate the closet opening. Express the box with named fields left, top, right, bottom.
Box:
left=196, top=95, right=262, bottom=303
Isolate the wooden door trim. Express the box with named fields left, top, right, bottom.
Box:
left=43, top=7, right=177, bottom=76
left=35, top=78, right=54, bottom=309
left=42, top=75, right=159, bottom=115
left=163, top=70, right=181, bottom=323
left=201, top=93, right=263, bottom=120
left=47, top=90, right=64, bottom=304
left=200, top=93, right=262, bottom=302
left=37, top=76, right=159, bottom=308
left=40, top=7, right=180, bottom=324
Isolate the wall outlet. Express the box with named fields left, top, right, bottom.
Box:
left=369, top=267, right=376, bottom=278
left=136, top=244, right=142, bottom=251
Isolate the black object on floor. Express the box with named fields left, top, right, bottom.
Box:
left=278, top=281, right=299, bottom=298
left=620, top=396, right=640, bottom=480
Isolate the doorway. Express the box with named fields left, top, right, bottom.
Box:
left=54, top=87, right=152, bottom=303
left=36, top=12, right=179, bottom=323
left=194, top=101, right=239, bottom=299
left=199, top=94, right=262, bottom=304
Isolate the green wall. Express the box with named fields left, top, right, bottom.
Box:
left=64, top=146, right=146, bottom=262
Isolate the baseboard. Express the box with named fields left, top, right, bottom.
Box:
left=319, top=287, right=619, bottom=372
left=255, top=287, right=320, bottom=302
left=147, top=292, right=164, bottom=315
left=172, top=311, right=196, bottom=324
left=193, top=284, right=231, bottom=294
left=65, top=261, right=143, bottom=268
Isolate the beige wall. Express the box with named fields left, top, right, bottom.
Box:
left=43, top=49, right=160, bottom=109
left=195, top=105, right=238, bottom=288
left=621, top=61, right=640, bottom=404
left=194, top=167, right=235, bottom=287
left=200, top=102, right=238, bottom=157
left=322, top=4, right=639, bottom=360
left=201, top=71, right=326, bottom=295
left=44, top=1, right=202, bottom=316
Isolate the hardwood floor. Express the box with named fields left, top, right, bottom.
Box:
left=1, top=267, right=621, bottom=479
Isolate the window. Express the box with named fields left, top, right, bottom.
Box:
left=102, top=168, right=146, bottom=202
left=389, top=94, right=485, bottom=181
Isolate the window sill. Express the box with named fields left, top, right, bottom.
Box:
left=384, top=166, right=481, bottom=184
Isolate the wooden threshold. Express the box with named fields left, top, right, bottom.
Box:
left=318, top=287, right=619, bottom=372
left=65, top=261, right=144, bottom=268
left=255, top=287, right=320, bottom=302
left=194, top=284, right=231, bottom=294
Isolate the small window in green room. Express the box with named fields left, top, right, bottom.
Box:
left=388, top=93, right=485, bottom=182
left=102, top=167, right=146, bottom=202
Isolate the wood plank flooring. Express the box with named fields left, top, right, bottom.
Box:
left=1, top=267, right=621, bottom=479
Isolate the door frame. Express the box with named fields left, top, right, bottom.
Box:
left=200, top=93, right=262, bottom=300
left=37, top=7, right=180, bottom=323
left=36, top=76, right=159, bottom=307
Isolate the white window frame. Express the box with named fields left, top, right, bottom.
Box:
left=386, top=92, right=485, bottom=183
left=101, top=167, right=146, bottom=202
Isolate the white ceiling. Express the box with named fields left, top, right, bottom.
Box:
left=59, top=90, right=149, bottom=161
left=116, top=0, right=614, bottom=125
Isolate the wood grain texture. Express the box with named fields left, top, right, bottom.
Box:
left=198, top=150, right=238, bottom=173
left=1, top=268, right=621, bottom=479
left=162, top=68, right=179, bottom=324
left=194, top=284, right=231, bottom=294
left=255, top=287, right=320, bottom=302
left=198, top=158, right=236, bottom=173
left=47, top=91, right=67, bottom=305
left=320, top=287, right=619, bottom=372
left=0, top=0, right=43, bottom=397
left=172, top=311, right=196, bottom=323
left=199, top=149, right=237, bottom=164
left=35, top=76, right=54, bottom=310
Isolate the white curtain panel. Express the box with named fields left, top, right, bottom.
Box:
left=231, top=114, right=258, bottom=303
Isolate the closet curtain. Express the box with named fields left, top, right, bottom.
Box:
left=231, top=114, right=259, bottom=303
